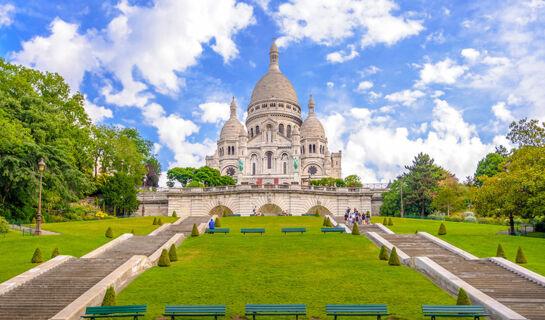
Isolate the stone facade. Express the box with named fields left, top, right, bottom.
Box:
left=205, top=40, right=342, bottom=185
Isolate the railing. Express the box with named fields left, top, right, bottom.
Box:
left=157, top=183, right=389, bottom=194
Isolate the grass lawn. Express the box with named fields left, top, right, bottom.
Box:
left=117, top=216, right=455, bottom=320
left=372, top=217, right=545, bottom=276
left=0, top=216, right=178, bottom=282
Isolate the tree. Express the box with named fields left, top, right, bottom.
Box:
left=404, top=153, right=443, bottom=217
left=474, top=153, right=505, bottom=186
left=432, top=176, right=466, bottom=215
left=167, top=166, right=235, bottom=187
left=144, top=156, right=161, bottom=187
left=344, top=174, right=363, bottom=187
left=100, top=172, right=140, bottom=215
left=507, top=118, right=545, bottom=147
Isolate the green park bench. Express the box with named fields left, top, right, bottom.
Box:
left=245, top=304, right=306, bottom=320
left=326, top=304, right=390, bottom=320
left=282, top=227, right=306, bottom=234
left=241, top=228, right=265, bottom=235
left=82, top=305, right=147, bottom=319
left=422, top=305, right=489, bottom=319
left=301, top=214, right=315, bottom=216
left=321, top=227, right=345, bottom=234
left=277, top=213, right=293, bottom=216
left=205, top=228, right=230, bottom=234
left=227, top=214, right=241, bottom=217
left=163, top=305, right=226, bottom=320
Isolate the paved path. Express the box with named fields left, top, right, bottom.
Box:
left=0, top=216, right=209, bottom=320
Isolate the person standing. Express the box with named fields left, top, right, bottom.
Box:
left=345, top=207, right=350, bottom=222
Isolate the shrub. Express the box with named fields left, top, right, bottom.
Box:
left=101, top=286, right=116, bottom=306
left=388, top=247, right=401, bottom=266
left=152, top=217, right=158, bottom=225
left=31, top=217, right=36, bottom=225
left=323, top=217, right=328, bottom=226
left=326, top=218, right=333, bottom=227
left=158, top=218, right=163, bottom=225
left=0, top=216, right=9, bottom=233
left=215, top=218, right=221, bottom=228
left=172, top=211, right=177, bottom=217
left=315, top=209, right=320, bottom=217
left=191, top=223, right=199, bottom=237
left=516, top=247, right=527, bottom=264
left=51, top=247, right=59, bottom=259
left=31, top=248, right=43, bottom=263
left=464, top=211, right=475, bottom=217
left=438, top=223, right=447, bottom=235
left=388, top=218, right=393, bottom=226
left=352, top=223, right=360, bottom=235
left=131, top=229, right=135, bottom=235
left=158, top=248, right=171, bottom=267
left=463, top=216, right=476, bottom=223
left=379, top=245, right=389, bottom=260
left=382, top=218, right=387, bottom=225
left=105, top=227, right=113, bottom=238
left=456, top=288, right=471, bottom=305
left=168, top=244, right=178, bottom=262
left=223, top=209, right=229, bottom=217
left=496, top=244, right=506, bottom=258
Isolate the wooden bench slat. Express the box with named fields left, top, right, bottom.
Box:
left=422, top=305, right=488, bottom=318
left=85, top=305, right=147, bottom=314
left=205, top=228, right=230, bottom=233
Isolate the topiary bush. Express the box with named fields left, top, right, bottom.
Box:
left=31, top=248, right=43, bottom=263
left=215, top=218, right=221, bottom=228
left=352, top=223, right=360, bottom=235
left=0, top=216, right=9, bottom=233
left=326, top=217, right=333, bottom=227
left=388, top=218, right=393, bottom=226
left=101, top=286, right=116, bottom=306
left=388, top=247, right=401, bottom=266
left=223, top=209, right=229, bottom=217
left=456, top=288, right=471, bottom=305
left=158, top=218, right=163, bottom=225
left=131, top=229, right=135, bottom=235
left=315, top=209, right=320, bottom=217
left=168, top=244, right=178, bottom=262
left=438, top=223, right=447, bottom=235
left=496, top=244, right=506, bottom=258
left=191, top=223, right=199, bottom=237
left=51, top=247, right=59, bottom=259
left=379, top=245, right=389, bottom=260
left=382, top=218, right=387, bottom=225
left=105, top=227, right=113, bottom=238
left=152, top=217, right=158, bottom=225
left=172, top=211, right=177, bottom=217
left=516, top=247, right=527, bottom=264
left=323, top=217, right=328, bottom=226
left=158, top=248, right=171, bottom=267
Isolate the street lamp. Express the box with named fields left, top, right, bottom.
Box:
left=35, top=158, right=46, bottom=235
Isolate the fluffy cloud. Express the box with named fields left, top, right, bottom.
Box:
left=416, top=58, right=466, bottom=87
left=84, top=99, right=114, bottom=123
left=0, top=3, right=15, bottom=27
left=492, top=102, right=515, bottom=122
left=196, top=102, right=230, bottom=123
left=461, top=48, right=480, bottom=62
left=273, top=0, right=423, bottom=48
left=356, top=81, right=373, bottom=92
left=384, top=89, right=425, bottom=107
left=326, top=44, right=359, bottom=63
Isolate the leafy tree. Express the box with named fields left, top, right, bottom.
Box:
left=507, top=118, right=545, bottom=147
left=0, top=216, right=9, bottom=233
left=309, top=177, right=346, bottom=187
left=167, top=167, right=197, bottom=187
left=404, top=153, right=443, bottom=217
left=495, top=145, right=510, bottom=158
left=100, top=172, right=139, bottom=215
left=144, top=156, right=161, bottom=187
left=432, top=176, right=466, bottom=215
left=167, top=166, right=235, bottom=187
left=474, top=153, right=505, bottom=186
left=344, top=174, right=363, bottom=187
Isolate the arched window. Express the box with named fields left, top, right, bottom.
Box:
left=232, top=146, right=235, bottom=155
left=279, top=124, right=284, bottom=134
left=256, top=126, right=260, bottom=134
left=252, top=163, right=256, bottom=175
left=313, top=144, right=316, bottom=153
left=309, top=144, right=312, bottom=153
left=251, top=128, right=254, bottom=137
left=301, top=146, right=304, bottom=154
left=287, top=125, right=291, bottom=137
left=283, top=162, right=287, bottom=174
left=267, top=152, right=272, bottom=169
left=226, top=167, right=235, bottom=176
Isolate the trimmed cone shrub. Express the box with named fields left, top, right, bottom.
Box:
left=31, top=248, right=43, bottom=263
left=438, top=223, right=447, bottom=235
left=131, top=229, right=135, bottom=235
left=388, top=218, right=393, bottom=226
left=215, top=218, right=221, bottom=228
left=101, top=286, right=116, bottom=306
left=388, top=247, right=401, bottom=266
left=315, top=209, right=320, bottom=217
left=51, top=247, right=59, bottom=259
left=105, top=227, right=113, bottom=238
left=496, top=243, right=506, bottom=258
left=379, top=245, right=389, bottom=260
left=158, top=218, right=163, bottom=225
left=383, top=218, right=387, bottom=225
left=326, top=218, right=333, bottom=227
left=323, top=217, right=328, bottom=226
left=31, top=218, right=36, bottom=225
left=456, top=288, right=471, bottom=305
left=152, top=217, right=158, bottom=225
left=352, top=223, right=360, bottom=235
left=158, top=248, right=171, bottom=267
left=168, top=244, right=178, bottom=262
left=172, top=211, right=177, bottom=217
left=516, top=247, right=527, bottom=264
left=191, top=223, right=200, bottom=237
left=223, top=209, right=229, bottom=217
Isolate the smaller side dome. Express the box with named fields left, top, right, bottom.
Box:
left=300, top=94, right=325, bottom=139
left=220, top=97, right=244, bottom=139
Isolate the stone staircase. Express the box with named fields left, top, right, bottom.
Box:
left=0, top=215, right=210, bottom=320
left=382, top=234, right=545, bottom=320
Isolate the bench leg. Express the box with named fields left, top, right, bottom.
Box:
left=296, top=315, right=298, bottom=320
left=377, top=316, right=381, bottom=320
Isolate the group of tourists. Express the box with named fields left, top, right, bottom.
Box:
left=344, top=207, right=370, bottom=225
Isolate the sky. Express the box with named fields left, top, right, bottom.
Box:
left=1, top=0, right=544, bottom=184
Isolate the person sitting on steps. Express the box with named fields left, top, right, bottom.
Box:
left=209, top=218, right=215, bottom=230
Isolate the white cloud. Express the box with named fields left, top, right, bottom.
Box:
left=368, top=91, right=382, bottom=100
left=416, top=58, right=466, bottom=87
left=461, top=48, right=480, bottom=62
left=356, top=80, right=373, bottom=92
left=326, top=44, right=359, bottom=63
left=273, top=0, right=423, bottom=49
left=196, top=102, right=230, bottom=123
left=153, top=143, right=162, bottom=155
left=84, top=98, right=113, bottom=123
left=0, top=3, right=15, bottom=27
left=492, top=102, right=515, bottom=122
left=384, top=89, right=425, bottom=107
left=326, top=81, right=335, bottom=88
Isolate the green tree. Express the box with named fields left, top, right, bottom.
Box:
left=404, top=153, right=443, bottom=217
left=507, top=118, right=545, bottom=147
left=474, top=153, right=505, bottom=186
left=100, top=172, right=140, bottom=215
left=344, top=174, right=363, bottom=187
left=432, top=176, right=466, bottom=215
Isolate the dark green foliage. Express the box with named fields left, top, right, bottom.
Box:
left=51, top=247, right=59, bottom=259
left=101, top=286, right=116, bottom=306
left=456, top=288, right=471, bottom=305
left=388, top=247, right=401, bottom=266
left=168, top=244, right=178, bottom=262
left=438, top=223, right=447, bottom=235
left=352, top=223, right=360, bottom=235
left=344, top=174, right=363, bottom=187
left=379, top=245, right=389, bottom=260
left=191, top=223, right=199, bottom=237
left=31, top=218, right=36, bottom=225
left=172, top=211, right=177, bottom=217
left=388, top=218, right=393, bottom=226
left=100, top=172, right=140, bottom=216
left=31, top=248, right=42, bottom=263
left=158, top=248, right=170, bottom=267
left=496, top=244, right=506, bottom=258
left=309, top=177, right=346, bottom=187
left=0, top=216, right=9, bottom=233
left=215, top=218, right=221, bottom=228
left=105, top=227, right=113, bottom=238
left=516, top=247, right=527, bottom=264
left=326, top=218, right=333, bottom=227
left=167, top=166, right=235, bottom=187
left=158, top=218, right=163, bottom=225
left=474, top=153, right=506, bottom=186
left=152, top=217, right=158, bottom=225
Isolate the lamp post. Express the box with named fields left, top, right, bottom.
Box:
left=35, top=158, right=46, bottom=235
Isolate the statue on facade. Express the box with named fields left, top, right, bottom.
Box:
left=293, top=157, right=299, bottom=170
left=238, top=159, right=244, bottom=172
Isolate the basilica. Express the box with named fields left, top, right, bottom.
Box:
left=205, top=40, right=342, bottom=185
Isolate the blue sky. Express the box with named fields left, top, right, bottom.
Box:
left=1, top=0, right=544, bottom=183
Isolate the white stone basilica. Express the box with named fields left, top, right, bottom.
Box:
left=205, top=40, right=342, bottom=185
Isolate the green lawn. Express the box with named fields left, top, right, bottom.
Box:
left=0, top=216, right=178, bottom=282
left=117, top=216, right=455, bottom=320
left=372, top=217, right=545, bottom=276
